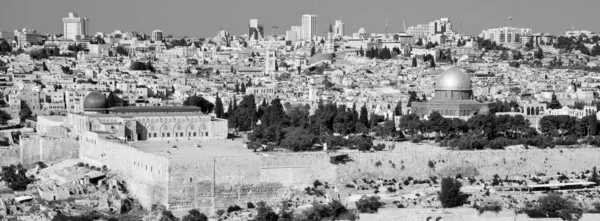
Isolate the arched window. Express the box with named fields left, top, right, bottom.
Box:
left=163, top=125, right=168, bottom=130
left=177, top=125, right=181, bottom=130
left=202, top=124, right=207, bottom=130
left=150, top=125, right=155, bottom=130
left=190, top=125, right=195, bottom=130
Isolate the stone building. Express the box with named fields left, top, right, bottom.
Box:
left=66, top=91, right=227, bottom=142
left=411, top=67, right=494, bottom=120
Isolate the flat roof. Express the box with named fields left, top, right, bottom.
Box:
left=108, top=106, right=203, bottom=113
left=131, top=139, right=255, bottom=158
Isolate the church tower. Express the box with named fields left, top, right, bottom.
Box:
left=265, top=46, right=276, bottom=74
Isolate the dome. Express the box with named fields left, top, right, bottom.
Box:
left=435, top=67, right=472, bottom=91
left=83, top=91, right=108, bottom=109
left=309, top=53, right=333, bottom=65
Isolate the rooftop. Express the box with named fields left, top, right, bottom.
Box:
left=131, top=139, right=254, bottom=158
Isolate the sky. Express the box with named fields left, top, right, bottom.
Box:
left=1, top=0, right=598, bottom=38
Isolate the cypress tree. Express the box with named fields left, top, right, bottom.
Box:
left=359, top=105, right=369, bottom=128
left=214, top=93, right=224, bottom=118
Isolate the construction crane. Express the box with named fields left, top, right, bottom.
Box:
left=271, top=25, right=278, bottom=37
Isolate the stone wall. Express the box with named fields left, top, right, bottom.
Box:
left=79, top=132, right=169, bottom=210
left=0, top=135, right=79, bottom=168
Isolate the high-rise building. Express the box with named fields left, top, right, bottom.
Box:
left=151, top=30, right=163, bottom=42
left=249, top=19, right=264, bottom=41
left=63, top=12, right=89, bottom=40
left=291, top=26, right=302, bottom=41
left=301, top=14, right=317, bottom=40
left=333, top=20, right=345, bottom=37
left=480, top=27, right=531, bottom=44
left=286, top=30, right=298, bottom=44
left=0, top=31, right=14, bottom=41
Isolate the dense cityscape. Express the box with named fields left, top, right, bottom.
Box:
left=1, top=5, right=600, bottom=221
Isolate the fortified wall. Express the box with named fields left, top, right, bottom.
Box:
left=79, top=131, right=169, bottom=210
left=76, top=137, right=600, bottom=216
left=0, top=131, right=79, bottom=168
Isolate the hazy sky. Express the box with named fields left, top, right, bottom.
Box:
left=1, top=0, right=598, bottom=37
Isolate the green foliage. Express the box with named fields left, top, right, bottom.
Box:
left=0, top=40, right=12, bottom=54
left=522, top=194, right=582, bottom=221
left=438, top=177, right=469, bottom=208
left=115, top=45, right=128, bottom=56
left=129, top=61, right=155, bottom=72
left=474, top=200, right=502, bottom=214
left=0, top=109, right=12, bottom=125
left=182, top=209, right=208, bottom=221
left=1, top=164, right=33, bottom=191
left=214, top=94, right=224, bottom=118
left=355, top=195, right=384, bottom=213
left=183, top=95, right=214, bottom=114
left=226, top=205, right=242, bottom=213
left=255, top=201, right=279, bottom=221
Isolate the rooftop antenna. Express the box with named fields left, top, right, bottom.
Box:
left=508, top=15, right=513, bottom=27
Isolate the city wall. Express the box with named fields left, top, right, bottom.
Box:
left=0, top=134, right=79, bottom=168
left=164, top=147, right=600, bottom=216
left=79, top=132, right=170, bottom=210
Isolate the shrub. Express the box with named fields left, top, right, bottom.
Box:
left=247, top=202, right=255, bottom=209
left=355, top=195, right=384, bottom=213
left=373, top=144, right=385, bottom=151
left=522, top=194, right=582, bottom=221
left=215, top=209, right=225, bottom=217
left=474, top=201, right=502, bottom=214
left=313, top=179, right=323, bottom=188
left=438, top=177, right=469, bottom=208
left=77, top=162, right=84, bottom=167
left=1, top=164, right=33, bottom=191
left=35, top=161, right=47, bottom=169
left=227, top=205, right=242, bottom=213
left=182, top=209, right=208, bottom=221
left=427, top=160, right=435, bottom=169
left=375, top=161, right=382, bottom=167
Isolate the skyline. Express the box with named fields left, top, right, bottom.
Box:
left=1, top=0, right=599, bottom=38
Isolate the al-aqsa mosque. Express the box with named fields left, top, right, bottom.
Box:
left=63, top=91, right=228, bottom=142
left=411, top=67, right=494, bottom=120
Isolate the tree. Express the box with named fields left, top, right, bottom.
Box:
left=430, top=58, right=436, bottom=68
left=182, top=209, right=208, bottom=221
left=115, top=45, right=128, bottom=56
left=0, top=109, right=12, bottom=125
left=412, top=57, right=418, bottom=67
left=438, top=177, right=469, bottom=208
left=528, top=194, right=582, bottom=221
left=280, top=127, right=316, bottom=151
left=548, top=93, right=562, bottom=109
left=214, top=94, right=224, bottom=118
left=230, top=95, right=257, bottom=131
left=394, top=101, right=403, bottom=116
left=359, top=105, right=369, bottom=129
left=255, top=201, right=279, bottom=221
left=416, top=38, right=423, bottom=46
left=261, top=98, right=288, bottom=128
left=534, top=47, right=544, bottom=60
left=359, top=46, right=365, bottom=56
left=591, top=43, right=600, bottom=57
left=500, top=50, right=509, bottom=60
left=183, top=95, right=215, bottom=114
left=0, top=164, right=33, bottom=191
left=0, top=40, right=12, bottom=54
left=513, top=51, right=524, bottom=60
left=355, top=195, right=384, bottom=213
left=310, top=46, right=316, bottom=57
left=106, top=92, right=118, bottom=108
left=19, top=106, right=33, bottom=123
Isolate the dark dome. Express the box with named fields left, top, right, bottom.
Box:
left=83, top=91, right=108, bottom=109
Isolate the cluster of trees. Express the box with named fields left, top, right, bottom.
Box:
left=0, top=40, right=12, bottom=54
left=438, top=177, right=469, bottom=208
left=67, top=44, right=87, bottom=53
left=425, top=41, right=439, bottom=49
left=476, top=38, right=506, bottom=51
left=247, top=98, right=388, bottom=151
left=520, top=194, right=582, bottom=221
left=183, top=95, right=216, bottom=114
left=553, top=35, right=600, bottom=56
left=169, top=39, right=189, bottom=48
left=115, top=45, right=128, bottom=56
left=129, top=61, right=156, bottom=72
left=456, top=39, right=467, bottom=47
left=362, top=46, right=400, bottom=60
left=0, top=164, right=33, bottom=191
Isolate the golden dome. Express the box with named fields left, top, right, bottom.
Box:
left=435, top=67, right=472, bottom=91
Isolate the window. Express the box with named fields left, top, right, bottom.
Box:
left=177, top=125, right=181, bottom=130
left=180, top=132, right=184, bottom=136
left=167, top=133, right=170, bottom=137
left=205, top=132, right=208, bottom=136
left=190, top=178, right=193, bottom=183
left=154, top=133, right=157, bottom=137
left=193, top=132, right=197, bottom=136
